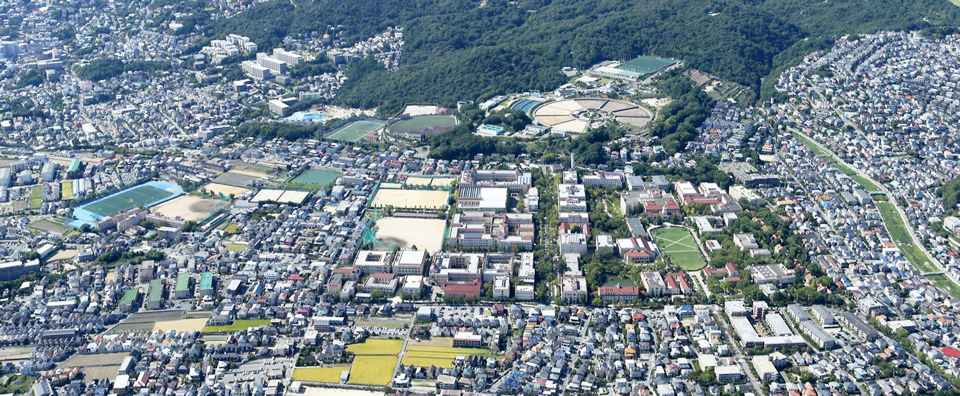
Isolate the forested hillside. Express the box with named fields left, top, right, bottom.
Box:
left=203, top=0, right=960, bottom=112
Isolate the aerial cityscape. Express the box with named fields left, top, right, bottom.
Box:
left=2, top=0, right=960, bottom=396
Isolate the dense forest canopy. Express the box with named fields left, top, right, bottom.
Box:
left=205, top=0, right=960, bottom=112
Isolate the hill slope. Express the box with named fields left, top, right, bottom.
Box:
left=206, top=0, right=960, bottom=112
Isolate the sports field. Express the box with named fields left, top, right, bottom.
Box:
left=401, top=345, right=497, bottom=369
left=292, top=366, right=349, bottom=383
left=203, top=319, right=271, bottom=334
left=288, top=169, right=341, bottom=187
left=328, top=120, right=386, bottom=142
left=619, top=56, right=675, bottom=75
left=78, top=182, right=182, bottom=218
left=370, top=189, right=449, bottom=209
left=652, top=227, right=706, bottom=271
left=388, top=115, right=458, bottom=135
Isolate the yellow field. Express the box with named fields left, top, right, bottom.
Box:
left=292, top=366, right=349, bottom=383
left=348, top=356, right=397, bottom=385
left=346, top=339, right=403, bottom=356
left=152, top=318, right=208, bottom=333
left=202, top=183, right=250, bottom=196
left=401, top=346, right=496, bottom=369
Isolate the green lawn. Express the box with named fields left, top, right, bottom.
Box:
left=877, top=202, right=938, bottom=273
left=203, top=319, right=271, bottom=333
left=928, top=275, right=960, bottom=299
left=0, top=375, right=37, bottom=394
left=652, top=227, right=706, bottom=271
left=224, top=243, right=247, bottom=252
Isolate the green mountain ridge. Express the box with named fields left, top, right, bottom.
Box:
left=203, top=0, right=960, bottom=113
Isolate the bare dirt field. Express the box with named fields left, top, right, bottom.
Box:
left=202, top=183, right=250, bottom=197
left=153, top=318, right=208, bottom=333
left=374, top=217, right=445, bottom=253
left=59, top=352, right=129, bottom=380
left=0, top=346, right=35, bottom=363
left=370, top=189, right=449, bottom=209
left=152, top=195, right=229, bottom=222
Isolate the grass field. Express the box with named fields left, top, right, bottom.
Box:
left=877, top=201, right=938, bottom=273
left=652, top=227, right=706, bottom=271
left=82, top=185, right=176, bottom=217
left=328, top=120, right=386, bottom=142
left=401, top=346, right=498, bottom=369
left=791, top=132, right=880, bottom=191
left=388, top=115, right=457, bottom=135
left=349, top=356, right=397, bottom=385
left=928, top=275, right=960, bottom=299
left=28, top=185, right=42, bottom=209
left=224, top=243, right=247, bottom=252
left=61, top=181, right=74, bottom=199
left=203, top=319, right=271, bottom=334
left=286, top=169, right=341, bottom=188
left=292, top=366, right=349, bottom=383
left=0, top=375, right=37, bottom=394
left=29, top=218, right=71, bottom=236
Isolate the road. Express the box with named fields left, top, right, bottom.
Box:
left=790, top=128, right=959, bottom=286
left=711, top=308, right=764, bottom=395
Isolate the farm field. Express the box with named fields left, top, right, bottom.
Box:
left=152, top=318, right=208, bottom=333
left=58, top=352, right=129, bottom=380
left=401, top=346, right=498, bottom=369
left=203, top=319, right=271, bottom=333
left=877, top=201, right=937, bottom=273
left=355, top=318, right=409, bottom=329
left=328, top=120, right=386, bottom=142
left=292, top=366, right=349, bottom=383
left=343, top=339, right=404, bottom=386
left=346, top=339, right=404, bottom=355
left=213, top=170, right=268, bottom=187
left=652, top=227, right=706, bottom=271
left=29, top=218, right=72, bottom=236
left=29, top=185, right=41, bottom=209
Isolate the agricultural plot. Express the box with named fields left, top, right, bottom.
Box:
left=58, top=352, right=129, bottom=380
left=292, top=366, right=350, bottom=383
left=213, top=170, right=268, bottom=187
left=29, top=218, right=72, bottom=236
left=401, top=346, right=497, bottom=369
left=203, top=319, right=271, bottom=334
left=652, top=227, right=706, bottom=271
left=152, top=318, right=208, bottom=333
left=343, top=339, right=404, bottom=386
left=348, top=356, right=397, bottom=385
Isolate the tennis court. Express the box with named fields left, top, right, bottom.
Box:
left=327, top=120, right=386, bottom=142
left=619, top=56, right=675, bottom=75
left=80, top=182, right=182, bottom=218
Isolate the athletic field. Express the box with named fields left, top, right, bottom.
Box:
left=327, top=120, right=386, bottom=142
left=652, top=227, right=706, bottom=271
left=388, top=115, right=458, bottom=136
left=80, top=182, right=181, bottom=218
left=619, top=56, right=675, bottom=75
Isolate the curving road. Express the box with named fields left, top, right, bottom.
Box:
left=791, top=129, right=959, bottom=287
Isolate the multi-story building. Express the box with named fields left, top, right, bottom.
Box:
left=393, top=250, right=426, bottom=275
left=560, top=276, right=588, bottom=303
left=272, top=48, right=304, bottom=65
left=354, top=250, right=393, bottom=274
left=256, top=52, right=289, bottom=74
